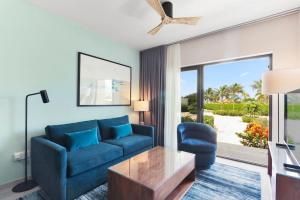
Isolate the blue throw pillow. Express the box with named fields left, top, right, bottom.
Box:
left=65, top=128, right=99, bottom=151
left=98, top=115, right=129, bottom=139
left=111, top=124, right=133, bottom=139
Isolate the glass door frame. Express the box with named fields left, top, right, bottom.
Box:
left=181, top=66, right=204, bottom=123
left=181, top=54, right=273, bottom=141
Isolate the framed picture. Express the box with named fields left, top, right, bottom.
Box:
left=77, top=52, right=131, bottom=106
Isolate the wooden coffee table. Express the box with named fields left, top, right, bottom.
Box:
left=108, top=146, right=195, bottom=200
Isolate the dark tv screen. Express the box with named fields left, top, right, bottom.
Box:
left=285, top=93, right=300, bottom=166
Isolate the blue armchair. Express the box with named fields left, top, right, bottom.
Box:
left=177, top=122, right=217, bottom=169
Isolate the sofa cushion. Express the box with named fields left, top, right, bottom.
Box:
left=112, top=124, right=133, bottom=139
left=45, top=120, right=100, bottom=147
left=98, top=115, right=129, bottom=140
left=65, top=128, right=99, bottom=151
left=67, top=142, right=123, bottom=177
left=179, top=138, right=217, bottom=153
left=104, top=134, right=152, bottom=155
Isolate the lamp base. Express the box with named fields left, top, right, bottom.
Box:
left=12, top=180, right=37, bottom=193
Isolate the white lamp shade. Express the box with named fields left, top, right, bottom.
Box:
left=134, top=101, right=149, bottom=112
left=262, top=68, right=300, bottom=95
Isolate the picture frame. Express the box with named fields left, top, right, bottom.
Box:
left=77, top=52, right=132, bottom=106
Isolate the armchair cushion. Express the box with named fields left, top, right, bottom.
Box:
left=98, top=115, right=129, bottom=140
left=45, top=120, right=100, bottom=147
left=104, top=134, right=152, bottom=155
left=179, top=138, right=217, bottom=153
left=67, top=142, right=123, bottom=177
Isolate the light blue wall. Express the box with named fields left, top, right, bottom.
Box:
left=0, top=0, right=139, bottom=185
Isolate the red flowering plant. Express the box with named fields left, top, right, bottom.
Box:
left=236, top=122, right=269, bottom=149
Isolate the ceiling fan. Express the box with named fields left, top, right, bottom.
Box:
left=147, top=0, right=201, bottom=35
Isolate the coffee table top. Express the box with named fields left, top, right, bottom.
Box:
left=108, top=146, right=195, bottom=189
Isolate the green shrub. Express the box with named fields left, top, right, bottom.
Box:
left=181, top=115, right=215, bottom=128
left=258, top=104, right=269, bottom=116
left=243, top=102, right=260, bottom=117
left=181, top=116, right=196, bottom=122
left=204, top=102, right=269, bottom=116
left=187, top=103, right=197, bottom=114
left=181, top=104, right=189, bottom=112
left=242, top=115, right=257, bottom=123
left=204, top=115, right=215, bottom=128
left=212, top=110, right=244, bottom=116
left=204, top=103, right=244, bottom=111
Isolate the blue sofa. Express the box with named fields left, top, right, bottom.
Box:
left=31, top=115, right=154, bottom=200
left=177, top=122, right=217, bottom=169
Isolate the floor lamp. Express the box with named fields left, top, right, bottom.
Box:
left=262, top=68, right=300, bottom=144
left=12, top=90, right=49, bottom=192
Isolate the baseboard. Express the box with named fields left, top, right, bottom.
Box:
left=0, top=177, right=31, bottom=190
left=217, top=155, right=267, bottom=167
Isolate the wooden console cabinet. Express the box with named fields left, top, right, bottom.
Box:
left=268, top=142, right=300, bottom=200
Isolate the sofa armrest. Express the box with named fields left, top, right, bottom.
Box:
left=131, top=124, right=155, bottom=146
left=31, top=136, right=67, bottom=200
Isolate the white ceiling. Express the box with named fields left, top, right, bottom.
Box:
left=29, top=0, right=300, bottom=50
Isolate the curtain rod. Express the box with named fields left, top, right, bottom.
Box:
left=167, top=7, right=300, bottom=46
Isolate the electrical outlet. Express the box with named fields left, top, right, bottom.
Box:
left=14, top=151, right=30, bottom=161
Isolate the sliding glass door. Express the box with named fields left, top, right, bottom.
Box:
left=180, top=56, right=271, bottom=166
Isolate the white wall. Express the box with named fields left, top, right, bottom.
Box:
left=180, top=12, right=300, bottom=142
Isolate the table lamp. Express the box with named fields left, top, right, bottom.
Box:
left=134, top=101, right=149, bottom=125
left=12, top=90, right=49, bottom=192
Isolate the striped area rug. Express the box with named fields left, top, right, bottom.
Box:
left=21, top=162, right=261, bottom=200
left=182, top=163, right=261, bottom=200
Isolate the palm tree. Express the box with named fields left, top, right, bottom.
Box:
left=241, top=91, right=250, bottom=101
left=204, top=88, right=214, bottom=102
left=231, top=83, right=244, bottom=94
left=251, top=80, right=262, bottom=95
left=251, top=80, right=268, bottom=103
left=218, top=85, right=230, bottom=102
left=211, top=89, right=220, bottom=102
left=229, top=83, right=244, bottom=102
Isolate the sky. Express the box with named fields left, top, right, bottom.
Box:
left=181, top=57, right=270, bottom=97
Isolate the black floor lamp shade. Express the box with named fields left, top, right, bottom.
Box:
left=40, top=90, right=49, bottom=103
left=12, top=90, right=49, bottom=193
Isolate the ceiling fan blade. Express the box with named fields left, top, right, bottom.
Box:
left=147, top=0, right=166, bottom=18
left=148, top=23, right=164, bottom=35
left=170, top=17, right=201, bottom=25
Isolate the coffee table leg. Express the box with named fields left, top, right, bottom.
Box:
left=108, top=170, right=153, bottom=200
left=187, top=169, right=196, bottom=182
left=166, top=169, right=196, bottom=200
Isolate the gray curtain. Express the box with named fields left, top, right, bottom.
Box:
left=140, top=46, right=166, bottom=146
